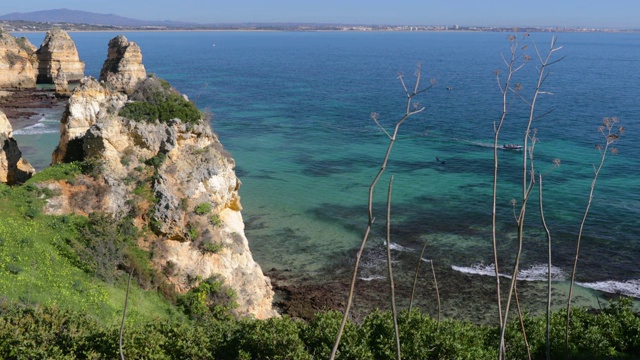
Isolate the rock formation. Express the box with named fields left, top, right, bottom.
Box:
left=0, top=31, right=37, bottom=89
left=51, top=77, right=127, bottom=164
left=0, top=110, right=35, bottom=184
left=35, top=29, right=85, bottom=84
left=47, top=76, right=277, bottom=319
left=100, top=35, right=146, bottom=94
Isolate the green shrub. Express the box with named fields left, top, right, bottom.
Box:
left=178, top=276, right=238, bottom=321
left=194, top=202, right=212, bottom=215
left=210, top=214, right=223, bottom=227
left=119, top=76, right=202, bottom=124
left=200, top=242, right=223, bottom=254
left=118, top=101, right=159, bottom=122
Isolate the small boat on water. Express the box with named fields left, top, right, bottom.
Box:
left=502, top=144, right=523, bottom=150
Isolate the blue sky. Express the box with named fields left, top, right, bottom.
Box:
left=1, top=1, right=638, bottom=28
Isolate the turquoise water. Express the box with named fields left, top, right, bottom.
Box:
left=12, top=31, right=640, bottom=312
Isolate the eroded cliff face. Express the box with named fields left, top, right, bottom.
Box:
left=99, top=35, right=146, bottom=95
left=47, top=77, right=277, bottom=319
left=35, top=29, right=85, bottom=84
left=0, top=110, right=35, bottom=184
left=0, top=32, right=37, bottom=89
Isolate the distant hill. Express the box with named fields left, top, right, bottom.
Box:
left=0, top=8, right=199, bottom=28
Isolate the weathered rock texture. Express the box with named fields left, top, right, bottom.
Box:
left=35, top=29, right=85, bottom=84
left=100, top=35, right=146, bottom=94
left=0, top=31, right=37, bottom=89
left=51, top=77, right=127, bottom=164
left=47, top=77, right=277, bottom=319
left=0, top=110, right=35, bottom=184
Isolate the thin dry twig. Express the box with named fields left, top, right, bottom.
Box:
left=120, top=268, right=134, bottom=360
left=565, top=117, right=623, bottom=354
left=385, top=176, right=401, bottom=360
left=330, top=66, right=432, bottom=360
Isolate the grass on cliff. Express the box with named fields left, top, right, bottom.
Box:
left=0, top=165, right=181, bottom=325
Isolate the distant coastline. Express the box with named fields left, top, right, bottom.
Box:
left=2, top=20, right=638, bottom=34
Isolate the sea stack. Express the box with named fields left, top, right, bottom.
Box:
left=99, top=35, right=146, bottom=94
left=0, top=31, right=37, bottom=89
left=35, top=28, right=85, bottom=84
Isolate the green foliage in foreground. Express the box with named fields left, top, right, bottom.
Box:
left=1, top=299, right=639, bottom=359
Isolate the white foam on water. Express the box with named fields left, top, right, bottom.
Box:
left=358, top=275, right=386, bottom=281
left=383, top=240, right=414, bottom=253
left=577, top=279, right=640, bottom=298
left=451, top=263, right=566, bottom=281
left=421, top=257, right=432, bottom=263
left=13, top=118, right=59, bottom=135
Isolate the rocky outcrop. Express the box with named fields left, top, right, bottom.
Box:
left=47, top=77, right=277, bottom=319
left=35, top=29, right=85, bottom=84
left=0, top=110, right=35, bottom=184
left=99, top=35, right=146, bottom=94
left=51, top=77, right=127, bottom=164
left=0, top=31, right=37, bottom=89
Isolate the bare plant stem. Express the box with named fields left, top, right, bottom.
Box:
left=330, top=67, right=431, bottom=360
left=430, top=259, right=441, bottom=330
left=493, top=35, right=527, bottom=329
left=539, top=174, right=553, bottom=360
left=386, top=176, right=401, bottom=360
left=120, top=268, right=134, bottom=360
left=409, top=243, right=428, bottom=313
left=565, top=119, right=621, bottom=354
left=514, top=286, right=532, bottom=360
left=499, top=36, right=563, bottom=360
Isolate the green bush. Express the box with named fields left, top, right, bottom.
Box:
left=194, top=202, right=212, bottom=215
left=200, top=242, right=223, bottom=254
left=210, top=214, right=223, bottom=227
left=119, top=76, right=202, bottom=124
left=178, top=276, right=238, bottom=321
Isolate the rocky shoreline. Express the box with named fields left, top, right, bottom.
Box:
left=0, top=88, right=67, bottom=130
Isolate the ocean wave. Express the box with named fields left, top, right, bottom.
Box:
left=358, top=275, right=386, bottom=281
left=383, top=240, right=414, bottom=253
left=13, top=121, right=59, bottom=135
left=577, top=280, right=640, bottom=298
left=451, top=263, right=566, bottom=281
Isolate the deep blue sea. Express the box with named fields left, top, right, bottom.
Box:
left=11, top=31, right=640, bottom=318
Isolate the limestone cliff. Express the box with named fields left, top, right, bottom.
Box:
left=0, top=31, right=37, bottom=89
left=99, top=35, right=146, bottom=95
left=35, top=29, right=85, bottom=84
left=0, top=110, right=35, bottom=184
left=47, top=77, right=277, bottom=319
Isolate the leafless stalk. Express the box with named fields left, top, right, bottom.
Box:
left=514, top=286, right=532, bottom=360
left=120, top=268, right=134, bottom=360
left=409, top=243, right=428, bottom=313
left=539, top=173, right=553, bottom=360
left=330, top=66, right=432, bottom=360
left=493, top=33, right=529, bottom=329
left=385, top=176, right=401, bottom=360
left=499, top=36, right=562, bottom=360
left=565, top=117, right=623, bottom=353
left=409, top=243, right=441, bottom=329
left=430, top=259, right=441, bottom=330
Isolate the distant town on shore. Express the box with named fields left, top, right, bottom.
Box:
left=2, top=19, right=636, bottom=33
left=0, top=8, right=636, bottom=34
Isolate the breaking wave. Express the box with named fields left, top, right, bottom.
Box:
left=451, top=263, right=566, bottom=281
left=577, top=280, right=640, bottom=298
